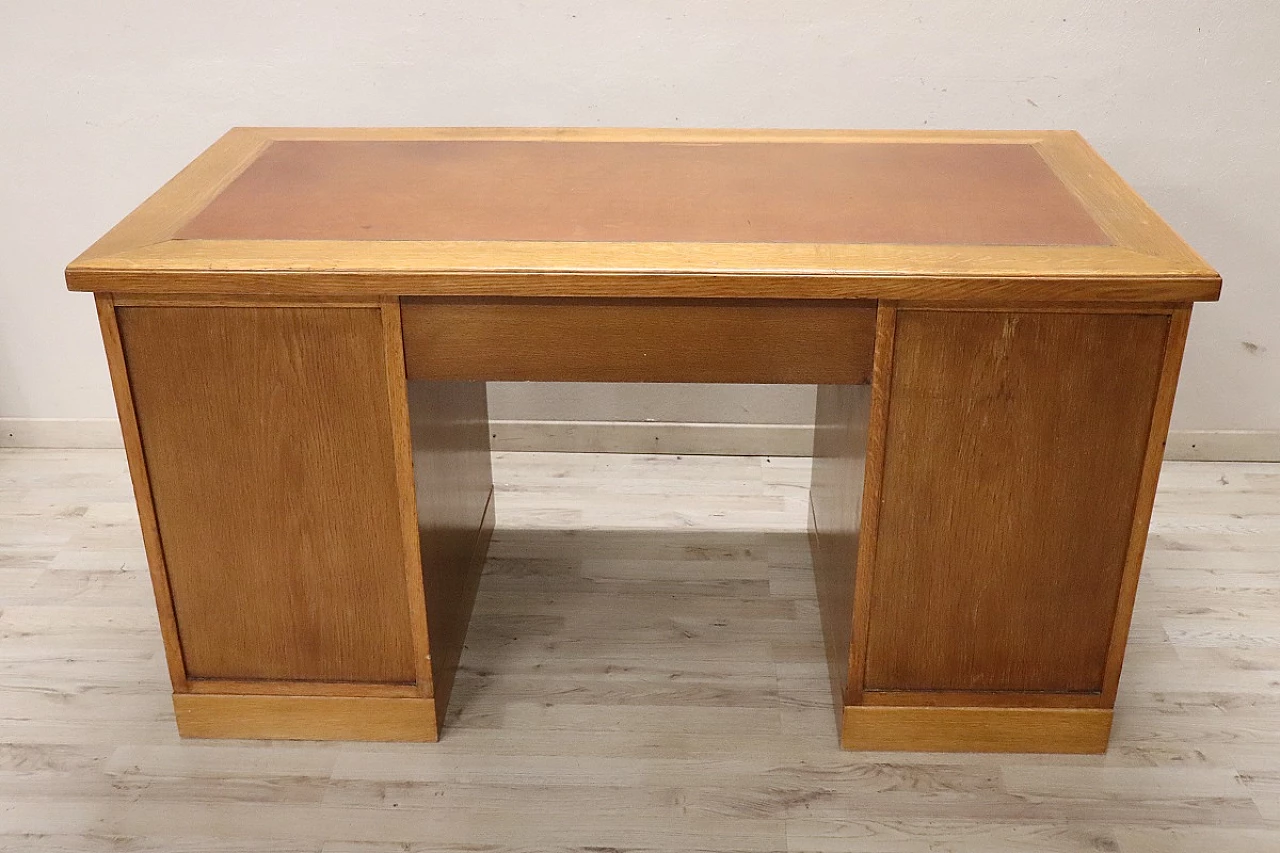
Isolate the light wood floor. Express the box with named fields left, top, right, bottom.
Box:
left=2, top=449, right=1279, bottom=852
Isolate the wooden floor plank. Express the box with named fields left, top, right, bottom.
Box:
left=0, top=448, right=1277, bottom=850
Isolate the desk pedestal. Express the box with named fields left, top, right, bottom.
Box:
left=810, top=305, right=1188, bottom=752
left=97, top=295, right=1188, bottom=751
left=99, top=296, right=492, bottom=741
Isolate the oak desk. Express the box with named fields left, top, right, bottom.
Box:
left=67, top=128, right=1220, bottom=752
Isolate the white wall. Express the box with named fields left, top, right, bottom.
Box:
left=2, top=1, right=1277, bottom=433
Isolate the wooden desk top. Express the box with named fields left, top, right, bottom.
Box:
left=67, top=128, right=1219, bottom=303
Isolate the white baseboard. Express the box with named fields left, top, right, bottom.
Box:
left=0, top=418, right=124, bottom=449
left=488, top=419, right=815, bottom=456
left=1162, top=430, right=1280, bottom=463
left=489, top=421, right=1280, bottom=461
left=4, top=417, right=1279, bottom=462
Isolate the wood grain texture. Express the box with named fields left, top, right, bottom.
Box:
left=808, top=384, right=871, bottom=715
left=858, top=690, right=1108, bottom=708
left=844, top=305, right=897, bottom=706
left=112, top=294, right=380, bottom=308
left=407, top=380, right=495, bottom=729
left=381, top=299, right=434, bottom=697
left=94, top=294, right=189, bottom=692
left=1035, top=133, right=1214, bottom=270
left=65, top=128, right=1221, bottom=303
left=1102, top=307, right=1192, bottom=704
left=68, top=127, right=270, bottom=261
left=173, top=694, right=437, bottom=742
left=862, top=309, right=1170, bottom=694
left=841, top=706, right=1114, bottom=753
left=66, top=263, right=1222, bottom=303
left=183, top=679, right=419, bottom=698
left=402, top=298, right=876, bottom=384
left=249, top=127, right=1081, bottom=141
left=116, top=306, right=415, bottom=683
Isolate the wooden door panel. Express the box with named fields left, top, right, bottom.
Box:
left=863, top=309, right=1168, bottom=693
left=118, top=306, right=415, bottom=683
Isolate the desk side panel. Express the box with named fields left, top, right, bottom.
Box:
left=808, top=384, right=871, bottom=720
left=408, top=379, right=495, bottom=727
left=116, top=305, right=417, bottom=684
left=862, top=309, right=1169, bottom=695
left=95, top=294, right=189, bottom=691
